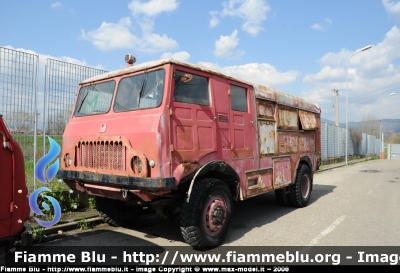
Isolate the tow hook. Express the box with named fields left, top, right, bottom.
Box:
left=122, top=188, right=128, bottom=199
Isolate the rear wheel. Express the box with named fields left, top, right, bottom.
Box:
left=95, top=197, right=140, bottom=227
left=180, top=178, right=232, bottom=250
left=289, top=164, right=311, bottom=208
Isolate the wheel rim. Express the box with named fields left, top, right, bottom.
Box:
left=202, top=195, right=227, bottom=236
left=301, top=174, right=310, bottom=199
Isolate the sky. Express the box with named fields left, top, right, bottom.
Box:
left=1, top=0, right=400, bottom=123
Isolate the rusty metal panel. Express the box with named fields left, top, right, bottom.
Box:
left=278, top=106, right=298, bottom=130
left=245, top=168, right=273, bottom=197
left=275, top=89, right=320, bottom=114
left=231, top=147, right=253, bottom=159
left=299, top=110, right=318, bottom=130
left=253, top=84, right=276, bottom=101
left=278, top=132, right=298, bottom=154
left=298, top=133, right=315, bottom=153
left=253, top=84, right=320, bottom=114
left=258, top=121, right=275, bottom=156
left=256, top=99, right=275, bottom=119
left=290, top=154, right=301, bottom=182
left=273, top=157, right=291, bottom=189
left=259, top=156, right=273, bottom=169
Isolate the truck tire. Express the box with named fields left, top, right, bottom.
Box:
left=95, top=196, right=140, bottom=227
left=180, top=178, right=232, bottom=250
left=289, top=164, right=311, bottom=208
left=275, top=188, right=290, bottom=206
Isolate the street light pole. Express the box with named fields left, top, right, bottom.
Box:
left=345, top=45, right=373, bottom=165
left=380, top=119, right=382, bottom=159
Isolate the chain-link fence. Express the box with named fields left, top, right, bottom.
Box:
left=43, top=58, right=106, bottom=153
left=1, top=46, right=106, bottom=192
left=0, top=47, right=39, bottom=189
left=44, top=59, right=107, bottom=136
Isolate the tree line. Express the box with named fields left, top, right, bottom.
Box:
left=3, top=106, right=72, bottom=135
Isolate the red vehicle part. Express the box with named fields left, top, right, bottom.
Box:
left=0, top=115, right=32, bottom=247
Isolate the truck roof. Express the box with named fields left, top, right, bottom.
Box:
left=81, top=59, right=320, bottom=114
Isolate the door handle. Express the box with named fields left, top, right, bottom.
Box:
left=212, top=116, right=217, bottom=122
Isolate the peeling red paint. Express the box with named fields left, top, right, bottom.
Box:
left=299, top=110, right=318, bottom=130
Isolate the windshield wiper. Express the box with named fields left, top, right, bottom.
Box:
left=77, top=84, right=97, bottom=113
left=77, top=89, right=91, bottom=113
left=137, top=74, right=147, bottom=108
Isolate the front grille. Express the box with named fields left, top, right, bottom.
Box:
left=79, top=141, right=125, bottom=170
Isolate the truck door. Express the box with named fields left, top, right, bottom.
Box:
left=227, top=83, right=256, bottom=184
left=170, top=69, right=217, bottom=164
left=0, top=121, right=13, bottom=233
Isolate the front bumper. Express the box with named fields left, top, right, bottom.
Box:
left=56, top=170, right=175, bottom=190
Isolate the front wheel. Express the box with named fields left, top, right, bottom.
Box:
left=289, top=164, right=311, bottom=208
left=180, top=178, right=232, bottom=250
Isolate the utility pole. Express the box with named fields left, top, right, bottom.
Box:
left=332, top=89, right=340, bottom=158
left=333, top=89, right=339, bottom=126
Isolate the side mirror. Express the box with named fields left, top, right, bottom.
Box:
left=181, top=73, right=193, bottom=83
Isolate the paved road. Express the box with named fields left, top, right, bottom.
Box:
left=42, top=160, right=400, bottom=247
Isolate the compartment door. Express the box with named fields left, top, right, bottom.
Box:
left=0, top=123, right=13, bottom=232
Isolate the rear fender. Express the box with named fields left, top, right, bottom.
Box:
left=294, top=155, right=313, bottom=190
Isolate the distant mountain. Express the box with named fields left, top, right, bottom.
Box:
left=320, top=118, right=400, bottom=134
left=321, top=118, right=335, bottom=125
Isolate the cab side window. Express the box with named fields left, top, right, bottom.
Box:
left=174, top=71, right=209, bottom=106
left=230, top=84, right=247, bottom=112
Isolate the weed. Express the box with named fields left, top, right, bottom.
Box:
left=69, top=192, right=79, bottom=211
left=370, top=155, right=380, bottom=160
left=33, top=185, right=80, bottom=224
left=45, top=210, right=54, bottom=222
left=41, top=185, right=80, bottom=213
left=77, top=215, right=89, bottom=230
left=88, top=197, right=96, bottom=209
left=32, top=227, right=45, bottom=243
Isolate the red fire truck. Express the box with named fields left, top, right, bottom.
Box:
left=0, top=115, right=32, bottom=247
left=57, top=56, right=321, bottom=249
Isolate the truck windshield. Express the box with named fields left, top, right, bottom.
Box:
left=114, top=69, right=165, bottom=112
left=74, top=80, right=116, bottom=117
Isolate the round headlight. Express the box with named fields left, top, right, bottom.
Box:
left=132, top=156, right=142, bottom=173
left=65, top=154, right=72, bottom=167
